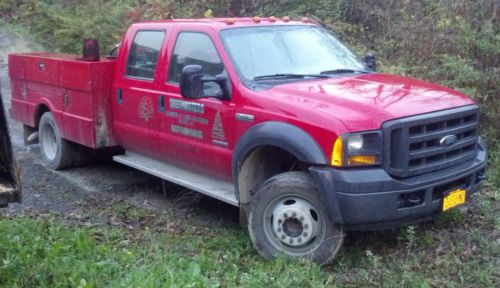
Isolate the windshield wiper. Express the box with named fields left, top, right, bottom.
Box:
left=253, top=73, right=330, bottom=81
left=320, top=69, right=370, bottom=75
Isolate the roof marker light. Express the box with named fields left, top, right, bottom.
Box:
left=225, top=18, right=235, bottom=25
left=301, top=17, right=309, bottom=23
left=268, top=16, right=276, bottom=22
left=253, top=16, right=261, bottom=23
left=282, top=16, right=290, bottom=22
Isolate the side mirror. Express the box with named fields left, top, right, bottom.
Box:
left=363, top=53, right=377, bottom=72
left=180, top=65, right=204, bottom=99
left=180, top=65, right=231, bottom=100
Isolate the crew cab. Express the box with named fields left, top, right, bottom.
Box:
left=8, top=17, right=487, bottom=265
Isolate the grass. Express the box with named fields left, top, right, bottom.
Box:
left=0, top=216, right=327, bottom=287
left=0, top=184, right=498, bottom=288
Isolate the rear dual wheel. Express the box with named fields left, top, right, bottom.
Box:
left=39, top=112, right=80, bottom=170
left=248, top=171, right=344, bottom=266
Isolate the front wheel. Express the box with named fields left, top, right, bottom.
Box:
left=248, top=171, right=344, bottom=266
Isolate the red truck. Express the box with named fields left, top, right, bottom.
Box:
left=8, top=17, right=487, bottom=265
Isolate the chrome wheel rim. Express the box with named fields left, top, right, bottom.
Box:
left=263, top=194, right=325, bottom=256
left=41, top=123, right=57, bottom=161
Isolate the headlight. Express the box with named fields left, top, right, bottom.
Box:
left=331, top=131, right=383, bottom=167
left=347, top=134, right=364, bottom=150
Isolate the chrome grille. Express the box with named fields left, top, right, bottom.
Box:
left=383, top=105, right=479, bottom=178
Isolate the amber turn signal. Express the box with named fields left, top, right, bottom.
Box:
left=331, top=136, right=344, bottom=167
left=347, top=155, right=377, bottom=166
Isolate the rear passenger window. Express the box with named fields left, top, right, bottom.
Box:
left=168, top=32, right=224, bottom=83
left=126, top=30, right=165, bottom=80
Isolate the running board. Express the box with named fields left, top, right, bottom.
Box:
left=113, top=152, right=238, bottom=206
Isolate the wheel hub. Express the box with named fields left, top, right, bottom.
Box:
left=282, top=217, right=303, bottom=237
left=272, top=198, right=319, bottom=247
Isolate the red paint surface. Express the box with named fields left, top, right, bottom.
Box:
left=8, top=19, right=476, bottom=181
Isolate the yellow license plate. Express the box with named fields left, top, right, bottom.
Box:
left=443, top=189, right=466, bottom=211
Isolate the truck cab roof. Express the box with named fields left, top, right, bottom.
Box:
left=130, top=17, right=317, bottom=30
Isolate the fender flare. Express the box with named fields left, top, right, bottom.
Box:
left=33, top=99, right=56, bottom=127
left=232, top=121, right=328, bottom=200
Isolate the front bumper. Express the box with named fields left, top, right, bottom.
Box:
left=309, top=140, right=487, bottom=230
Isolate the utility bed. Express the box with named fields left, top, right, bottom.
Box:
left=9, top=53, right=117, bottom=148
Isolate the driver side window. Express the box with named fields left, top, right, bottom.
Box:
left=168, top=32, right=225, bottom=89
left=126, top=30, right=165, bottom=80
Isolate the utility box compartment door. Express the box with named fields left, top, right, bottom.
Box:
left=26, top=56, right=60, bottom=86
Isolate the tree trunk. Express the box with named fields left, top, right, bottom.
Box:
left=493, top=0, right=500, bottom=23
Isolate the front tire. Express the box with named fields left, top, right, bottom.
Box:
left=248, top=171, right=344, bottom=265
left=38, top=112, right=77, bottom=170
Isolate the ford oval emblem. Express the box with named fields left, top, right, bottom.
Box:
left=439, top=135, right=458, bottom=147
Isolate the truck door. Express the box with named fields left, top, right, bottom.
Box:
left=112, top=29, right=168, bottom=156
left=156, top=30, right=235, bottom=180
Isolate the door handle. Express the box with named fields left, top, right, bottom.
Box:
left=116, top=88, right=123, bottom=104
left=63, top=91, right=69, bottom=107
left=158, top=95, right=165, bottom=112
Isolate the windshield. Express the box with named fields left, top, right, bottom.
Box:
left=220, top=25, right=367, bottom=82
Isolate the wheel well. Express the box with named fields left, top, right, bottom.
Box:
left=34, top=104, right=50, bottom=128
left=238, top=146, right=308, bottom=205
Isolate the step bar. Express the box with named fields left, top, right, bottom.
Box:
left=113, top=152, right=238, bottom=206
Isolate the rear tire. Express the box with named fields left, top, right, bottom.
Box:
left=38, top=112, right=77, bottom=170
left=248, top=171, right=344, bottom=266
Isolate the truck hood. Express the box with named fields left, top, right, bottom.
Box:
left=259, top=73, right=474, bottom=131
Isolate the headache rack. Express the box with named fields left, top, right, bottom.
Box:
left=383, top=105, right=479, bottom=178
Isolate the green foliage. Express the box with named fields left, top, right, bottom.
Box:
left=0, top=217, right=332, bottom=287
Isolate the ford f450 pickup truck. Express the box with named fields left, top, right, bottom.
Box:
left=8, top=17, right=487, bottom=265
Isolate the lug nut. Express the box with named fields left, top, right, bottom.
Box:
left=278, top=219, right=282, bottom=224
left=281, top=235, right=286, bottom=239
left=289, top=239, right=293, bottom=244
left=284, top=213, right=288, bottom=218
left=298, top=238, right=302, bottom=243
left=303, top=232, right=308, bottom=237
left=277, top=227, right=281, bottom=232
left=304, top=224, right=309, bottom=229
left=292, top=212, right=297, bottom=217
left=299, top=216, right=304, bottom=221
